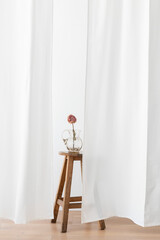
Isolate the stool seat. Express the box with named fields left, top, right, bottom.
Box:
left=51, top=151, right=106, bottom=233
left=59, top=151, right=82, bottom=159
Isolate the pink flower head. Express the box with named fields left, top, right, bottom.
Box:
left=67, top=114, right=77, bottom=124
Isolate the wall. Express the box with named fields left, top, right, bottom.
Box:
left=52, top=0, right=87, bottom=200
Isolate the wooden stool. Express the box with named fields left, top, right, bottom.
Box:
left=51, top=151, right=106, bottom=233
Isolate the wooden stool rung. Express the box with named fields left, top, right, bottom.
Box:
left=69, top=203, right=82, bottom=209
left=59, top=196, right=82, bottom=202
left=70, top=196, right=82, bottom=202
left=57, top=197, right=82, bottom=208
left=57, top=199, right=63, bottom=207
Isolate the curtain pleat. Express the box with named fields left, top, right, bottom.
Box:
left=0, top=0, right=53, bottom=223
left=82, top=0, right=160, bottom=227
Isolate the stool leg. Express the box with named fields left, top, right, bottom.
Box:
left=80, top=159, right=83, bottom=180
left=99, top=220, right=106, bottom=230
left=51, top=157, right=67, bottom=223
left=61, top=156, right=74, bottom=233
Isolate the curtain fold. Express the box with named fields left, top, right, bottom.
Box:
left=82, top=0, right=160, bottom=227
left=0, top=0, right=53, bottom=223
left=145, top=0, right=160, bottom=226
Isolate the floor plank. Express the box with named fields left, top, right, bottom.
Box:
left=0, top=211, right=160, bottom=240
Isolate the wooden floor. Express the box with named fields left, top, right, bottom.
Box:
left=0, top=211, right=160, bottom=240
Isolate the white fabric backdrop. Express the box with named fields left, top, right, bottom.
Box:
left=82, top=0, right=160, bottom=227
left=0, top=0, right=160, bottom=227
left=0, top=0, right=53, bottom=223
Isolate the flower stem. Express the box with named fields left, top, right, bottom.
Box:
left=72, top=123, right=75, bottom=150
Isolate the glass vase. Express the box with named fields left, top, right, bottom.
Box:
left=62, top=129, right=82, bottom=152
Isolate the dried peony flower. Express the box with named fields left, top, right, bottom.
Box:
left=67, top=114, right=77, bottom=124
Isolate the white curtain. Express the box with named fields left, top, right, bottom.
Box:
left=82, top=0, right=160, bottom=227
left=0, top=0, right=53, bottom=223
